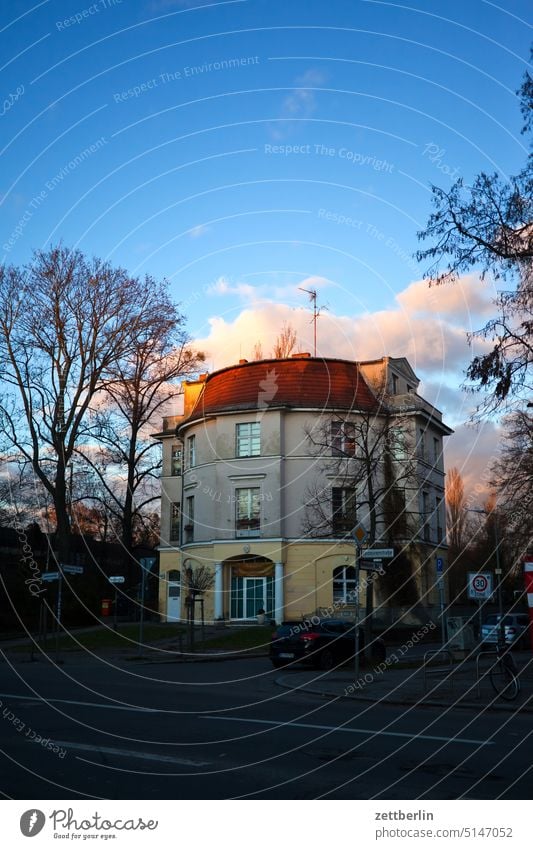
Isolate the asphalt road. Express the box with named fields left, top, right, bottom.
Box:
left=0, top=653, right=531, bottom=800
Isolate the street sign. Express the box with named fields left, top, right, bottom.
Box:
left=109, top=576, right=125, bottom=584
left=467, top=571, right=493, bottom=600
left=61, top=564, right=84, bottom=575
left=436, top=557, right=444, bottom=574
left=140, top=557, right=157, bottom=572
left=360, top=560, right=384, bottom=573
left=352, top=524, right=368, bottom=545
left=362, top=548, right=394, bottom=560
left=41, top=572, right=59, bottom=582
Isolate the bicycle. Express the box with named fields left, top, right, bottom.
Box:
left=488, top=640, right=521, bottom=701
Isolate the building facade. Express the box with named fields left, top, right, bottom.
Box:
left=155, top=354, right=452, bottom=625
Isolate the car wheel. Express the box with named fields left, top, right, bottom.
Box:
left=318, top=648, right=335, bottom=670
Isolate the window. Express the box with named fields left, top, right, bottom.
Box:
left=333, top=566, right=357, bottom=603
left=171, top=444, right=182, bottom=476
left=170, top=502, right=180, bottom=542
left=236, top=422, right=260, bottom=457
left=436, top=495, right=443, bottom=542
left=331, top=420, right=357, bottom=457
left=433, top=437, right=440, bottom=465
left=418, top=428, right=426, bottom=461
left=187, top=435, right=196, bottom=468
left=422, top=490, right=430, bottom=541
left=235, top=487, right=261, bottom=537
left=332, top=487, right=357, bottom=535
left=184, top=496, right=194, bottom=543
left=392, top=374, right=398, bottom=394
left=389, top=426, right=407, bottom=461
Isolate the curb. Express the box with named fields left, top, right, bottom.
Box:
left=273, top=674, right=533, bottom=714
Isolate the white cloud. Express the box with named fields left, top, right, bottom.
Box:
left=188, top=224, right=210, bottom=240
left=269, top=68, right=328, bottom=140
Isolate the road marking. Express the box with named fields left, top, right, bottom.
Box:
left=202, top=715, right=494, bottom=746
left=0, top=692, right=159, bottom=713
left=54, top=741, right=211, bottom=767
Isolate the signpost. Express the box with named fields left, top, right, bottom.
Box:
left=362, top=548, right=394, bottom=560
left=109, top=576, right=125, bottom=632
left=435, top=557, right=445, bottom=645
left=468, top=572, right=493, bottom=640
left=352, top=524, right=369, bottom=681
left=62, top=565, right=84, bottom=575
left=138, top=558, right=157, bottom=654
left=41, top=566, right=84, bottom=660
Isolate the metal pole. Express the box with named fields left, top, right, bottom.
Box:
left=138, top=566, right=146, bottom=655
left=494, top=516, right=504, bottom=645
left=439, top=577, right=445, bottom=646
left=113, top=586, right=118, bottom=632
left=354, top=542, right=361, bottom=681
left=55, top=572, right=62, bottom=661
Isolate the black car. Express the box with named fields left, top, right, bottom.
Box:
left=270, top=619, right=386, bottom=670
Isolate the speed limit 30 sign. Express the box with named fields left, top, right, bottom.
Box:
left=467, top=572, right=493, bottom=600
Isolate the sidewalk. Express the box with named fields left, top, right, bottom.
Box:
left=274, top=650, right=533, bottom=713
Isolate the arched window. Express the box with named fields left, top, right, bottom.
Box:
left=333, top=566, right=356, bottom=603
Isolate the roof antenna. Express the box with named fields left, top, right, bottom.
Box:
left=298, top=286, right=328, bottom=356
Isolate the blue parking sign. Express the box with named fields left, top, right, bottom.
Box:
left=436, top=557, right=444, bottom=574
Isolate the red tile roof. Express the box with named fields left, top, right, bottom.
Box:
left=185, top=357, right=378, bottom=420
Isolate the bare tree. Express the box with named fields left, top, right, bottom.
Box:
left=490, top=411, right=533, bottom=566
left=302, top=396, right=422, bottom=624
left=251, top=341, right=264, bottom=360
left=445, top=467, right=468, bottom=555
left=272, top=321, right=298, bottom=358
left=76, top=302, right=203, bottom=565
left=417, top=62, right=533, bottom=412
left=302, top=405, right=419, bottom=546
left=0, top=245, right=182, bottom=562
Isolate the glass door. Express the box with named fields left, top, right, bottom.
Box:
left=244, top=577, right=266, bottom=619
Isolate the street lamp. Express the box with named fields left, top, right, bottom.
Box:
left=466, top=507, right=505, bottom=645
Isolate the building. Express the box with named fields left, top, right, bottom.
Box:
left=155, top=354, right=452, bottom=625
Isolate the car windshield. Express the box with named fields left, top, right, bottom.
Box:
left=484, top=615, right=518, bottom=626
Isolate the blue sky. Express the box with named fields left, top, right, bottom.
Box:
left=1, top=0, right=531, bottom=486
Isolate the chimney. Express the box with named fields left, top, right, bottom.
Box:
left=291, top=352, right=311, bottom=358
left=238, top=359, right=248, bottom=365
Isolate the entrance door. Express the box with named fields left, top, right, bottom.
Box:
left=167, top=582, right=181, bottom=622
left=244, top=577, right=266, bottom=619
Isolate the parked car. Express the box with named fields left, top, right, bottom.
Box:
left=481, top=613, right=531, bottom=650
left=270, top=619, right=386, bottom=670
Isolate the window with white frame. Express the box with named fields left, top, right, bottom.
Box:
left=184, top=496, right=194, bottom=543
left=170, top=502, right=180, bottom=542
left=331, top=420, right=357, bottom=457
left=236, top=422, right=260, bottom=457
left=187, top=435, right=196, bottom=468
left=171, top=444, right=182, bottom=476
left=433, top=437, right=440, bottom=465
left=331, top=487, right=357, bottom=535
left=389, top=426, right=407, bottom=461
left=333, top=566, right=357, bottom=603
left=235, top=487, right=261, bottom=536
